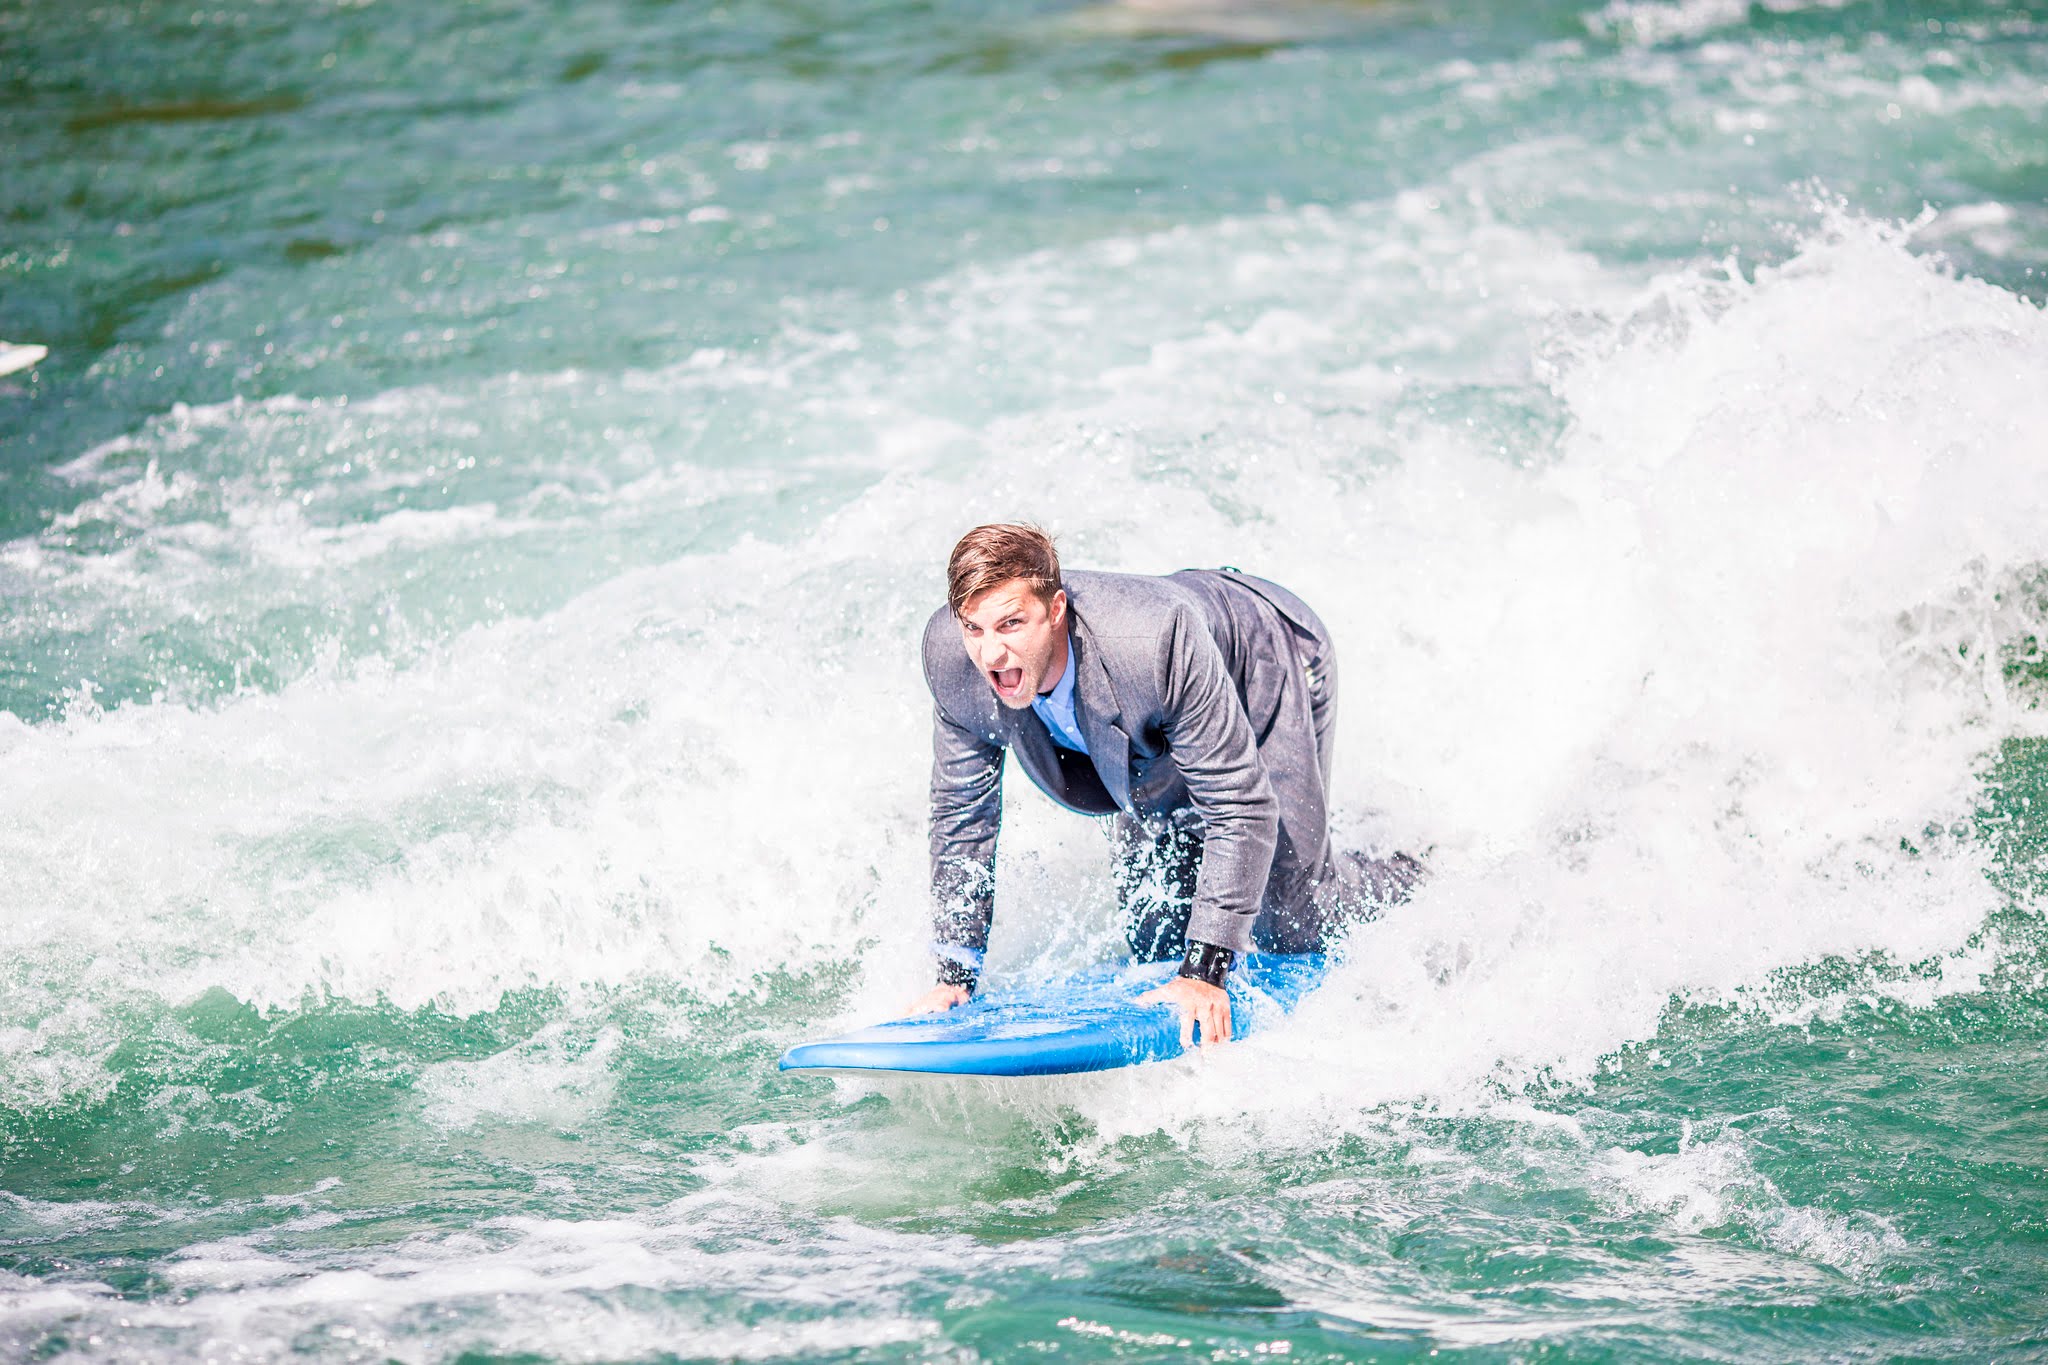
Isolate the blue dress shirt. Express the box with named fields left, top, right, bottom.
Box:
left=1031, top=644, right=1089, bottom=754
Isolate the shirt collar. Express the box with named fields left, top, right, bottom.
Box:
left=1039, top=635, right=1077, bottom=711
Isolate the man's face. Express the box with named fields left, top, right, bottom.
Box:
left=957, top=579, right=1069, bottom=709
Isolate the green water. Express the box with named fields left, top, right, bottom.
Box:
left=4, top=0, right=2048, bottom=1359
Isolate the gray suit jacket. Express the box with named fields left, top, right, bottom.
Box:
left=923, top=568, right=1335, bottom=962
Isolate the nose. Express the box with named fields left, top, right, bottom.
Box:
left=974, top=637, right=1009, bottom=670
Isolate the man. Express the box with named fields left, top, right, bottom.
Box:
left=908, top=523, right=1423, bottom=1044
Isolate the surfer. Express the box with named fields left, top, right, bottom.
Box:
left=909, top=523, right=1423, bottom=1044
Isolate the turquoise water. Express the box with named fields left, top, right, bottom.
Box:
left=4, top=0, right=2048, bottom=1359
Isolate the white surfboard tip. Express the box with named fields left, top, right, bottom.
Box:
left=0, top=343, right=50, bottom=378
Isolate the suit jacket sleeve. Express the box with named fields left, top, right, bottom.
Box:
left=1158, top=602, right=1280, bottom=953
left=925, top=655, right=1003, bottom=982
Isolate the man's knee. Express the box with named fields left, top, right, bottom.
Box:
left=1253, top=850, right=1427, bottom=954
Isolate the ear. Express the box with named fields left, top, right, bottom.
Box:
left=1049, top=589, right=1068, bottom=627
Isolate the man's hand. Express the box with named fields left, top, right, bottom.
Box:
left=1141, top=974, right=1232, bottom=1047
left=905, top=983, right=972, bottom=1016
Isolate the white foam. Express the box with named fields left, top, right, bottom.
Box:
left=1600, top=1126, right=1907, bottom=1276
left=417, top=1022, right=623, bottom=1131
left=1, top=201, right=2041, bottom=1134
left=0, top=1193, right=1033, bottom=1363
left=1587, top=0, right=1859, bottom=46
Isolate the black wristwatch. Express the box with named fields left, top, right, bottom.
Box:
left=935, top=956, right=978, bottom=991
left=1177, top=940, right=1235, bottom=988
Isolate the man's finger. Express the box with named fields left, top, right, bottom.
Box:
left=1201, top=999, right=1230, bottom=1046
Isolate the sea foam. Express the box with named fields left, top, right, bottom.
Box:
left=1, top=208, right=2042, bottom=1133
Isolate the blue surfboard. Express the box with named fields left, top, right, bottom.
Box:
left=778, top=953, right=1327, bottom=1077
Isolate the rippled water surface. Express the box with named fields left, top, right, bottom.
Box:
left=3, top=0, right=2048, bottom=1360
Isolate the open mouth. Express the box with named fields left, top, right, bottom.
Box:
left=991, top=667, right=1024, bottom=696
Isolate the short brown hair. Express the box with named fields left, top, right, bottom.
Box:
left=947, top=523, right=1061, bottom=617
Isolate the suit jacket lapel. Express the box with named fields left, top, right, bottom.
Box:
left=1005, top=700, right=1061, bottom=792
left=1067, top=610, right=1131, bottom=810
